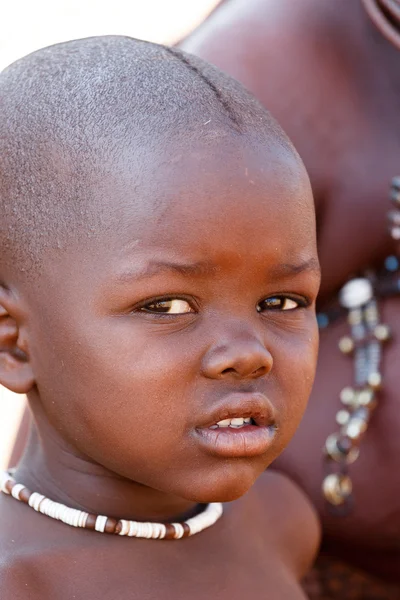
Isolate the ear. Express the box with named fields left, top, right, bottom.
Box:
left=0, top=284, right=35, bottom=394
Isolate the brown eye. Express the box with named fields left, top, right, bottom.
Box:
left=141, top=299, right=194, bottom=314
left=257, top=296, right=301, bottom=312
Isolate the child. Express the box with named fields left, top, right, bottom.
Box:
left=0, top=36, right=321, bottom=598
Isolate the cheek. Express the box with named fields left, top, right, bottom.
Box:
left=273, top=321, right=319, bottom=446
left=31, top=315, right=198, bottom=466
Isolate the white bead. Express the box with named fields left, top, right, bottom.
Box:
left=0, top=471, right=15, bottom=494
left=53, top=502, right=63, bottom=520
left=143, top=523, right=153, bottom=539
left=151, top=523, right=163, bottom=539
left=64, top=508, right=73, bottom=526
left=39, top=498, right=51, bottom=515
left=11, top=483, right=25, bottom=501
left=128, top=521, right=138, bottom=537
left=172, top=523, right=184, bottom=539
left=70, top=510, right=80, bottom=527
left=135, top=522, right=143, bottom=538
left=95, top=515, right=108, bottom=533
left=79, top=512, right=89, bottom=528
left=339, top=278, right=373, bottom=309
left=60, top=506, right=70, bottom=524
left=158, top=524, right=166, bottom=539
left=29, top=492, right=45, bottom=512
left=119, top=520, right=129, bottom=536
left=61, top=506, right=71, bottom=524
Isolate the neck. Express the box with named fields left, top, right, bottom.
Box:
left=362, top=0, right=400, bottom=50
left=15, top=417, right=199, bottom=524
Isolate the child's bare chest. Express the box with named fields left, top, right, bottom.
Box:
left=31, top=539, right=306, bottom=600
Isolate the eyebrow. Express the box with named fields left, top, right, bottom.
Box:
left=268, top=257, right=321, bottom=278
left=116, top=260, right=217, bottom=283
left=115, top=257, right=320, bottom=284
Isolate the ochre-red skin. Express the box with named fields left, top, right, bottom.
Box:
left=181, top=0, right=400, bottom=583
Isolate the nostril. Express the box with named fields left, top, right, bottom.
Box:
left=253, top=366, right=268, bottom=377
left=221, top=367, right=237, bottom=376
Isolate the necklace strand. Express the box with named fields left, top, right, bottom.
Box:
left=0, top=471, right=223, bottom=540
left=321, top=177, right=400, bottom=510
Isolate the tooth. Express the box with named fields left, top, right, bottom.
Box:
left=209, top=425, right=219, bottom=429
left=243, top=418, right=251, bottom=424
left=216, top=419, right=231, bottom=427
left=230, top=418, right=244, bottom=427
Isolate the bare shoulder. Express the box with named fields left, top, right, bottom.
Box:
left=180, top=0, right=334, bottom=90
left=0, top=498, right=46, bottom=599
left=248, top=470, right=321, bottom=578
left=0, top=496, right=82, bottom=599
left=180, top=0, right=348, bottom=198
left=0, top=555, right=42, bottom=600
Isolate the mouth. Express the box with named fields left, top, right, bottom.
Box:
left=195, top=393, right=277, bottom=459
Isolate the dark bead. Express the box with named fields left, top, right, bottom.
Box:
left=164, top=524, right=176, bottom=540
left=384, top=255, right=399, bottom=272
left=5, top=480, right=14, bottom=494
left=19, top=487, right=32, bottom=503
left=105, top=517, right=118, bottom=534
left=86, top=514, right=97, bottom=530
left=182, top=523, right=191, bottom=538
left=115, top=521, right=123, bottom=535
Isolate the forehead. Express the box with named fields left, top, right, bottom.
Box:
left=34, top=131, right=316, bottom=292
left=96, top=132, right=316, bottom=266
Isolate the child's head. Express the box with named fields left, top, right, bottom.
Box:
left=0, top=37, right=320, bottom=504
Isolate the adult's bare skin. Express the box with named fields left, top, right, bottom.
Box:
left=181, top=0, right=400, bottom=583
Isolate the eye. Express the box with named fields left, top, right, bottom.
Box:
left=139, top=298, right=194, bottom=314
left=257, top=296, right=304, bottom=312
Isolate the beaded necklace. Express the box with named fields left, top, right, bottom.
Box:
left=320, top=177, right=400, bottom=511
left=0, top=470, right=223, bottom=539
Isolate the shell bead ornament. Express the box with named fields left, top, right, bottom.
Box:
left=321, top=177, right=400, bottom=512
left=0, top=471, right=223, bottom=539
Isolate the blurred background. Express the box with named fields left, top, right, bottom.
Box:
left=0, top=0, right=219, bottom=468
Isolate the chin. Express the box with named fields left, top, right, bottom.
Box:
left=181, top=460, right=264, bottom=504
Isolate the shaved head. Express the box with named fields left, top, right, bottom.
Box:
left=0, top=36, right=298, bottom=284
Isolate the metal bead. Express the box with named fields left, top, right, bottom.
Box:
left=357, top=388, right=376, bottom=408
left=368, top=372, right=382, bottom=390
left=390, top=181, right=400, bottom=205
left=390, top=226, right=400, bottom=240
left=344, top=417, right=368, bottom=440
left=374, top=324, right=391, bottom=342
left=348, top=308, right=362, bottom=326
left=338, top=336, right=354, bottom=354
left=391, top=175, right=400, bottom=191
left=339, top=278, right=373, bottom=309
left=324, top=433, right=359, bottom=464
left=322, top=474, right=352, bottom=506
left=387, top=210, right=400, bottom=226
left=336, top=410, right=350, bottom=426
left=340, top=387, right=356, bottom=406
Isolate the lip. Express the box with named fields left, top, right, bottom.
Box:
left=195, top=393, right=277, bottom=458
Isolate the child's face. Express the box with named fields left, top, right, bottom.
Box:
left=25, top=133, right=320, bottom=503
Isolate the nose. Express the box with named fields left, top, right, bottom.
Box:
left=201, top=334, right=273, bottom=380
